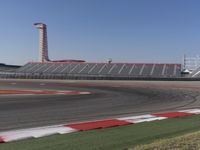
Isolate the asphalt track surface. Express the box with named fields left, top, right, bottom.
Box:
left=1, top=79, right=200, bottom=132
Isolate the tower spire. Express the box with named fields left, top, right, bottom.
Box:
left=34, top=23, right=50, bottom=62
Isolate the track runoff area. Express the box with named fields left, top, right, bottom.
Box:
left=0, top=79, right=200, bottom=146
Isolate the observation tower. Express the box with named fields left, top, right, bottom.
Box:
left=34, top=23, right=50, bottom=62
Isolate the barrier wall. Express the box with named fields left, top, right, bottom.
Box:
left=0, top=72, right=199, bottom=81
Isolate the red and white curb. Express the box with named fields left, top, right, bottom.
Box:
left=0, top=108, right=200, bottom=143
left=0, top=90, right=93, bottom=96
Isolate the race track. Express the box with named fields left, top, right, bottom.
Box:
left=0, top=79, right=200, bottom=131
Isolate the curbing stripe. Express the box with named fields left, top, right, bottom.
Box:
left=0, top=109, right=200, bottom=144
left=153, top=112, right=193, bottom=118
left=118, top=114, right=167, bottom=123
left=79, top=92, right=93, bottom=95
left=0, top=90, right=93, bottom=96
left=178, top=109, right=200, bottom=114
left=0, top=137, right=5, bottom=143
left=0, top=126, right=76, bottom=142
left=66, top=119, right=131, bottom=131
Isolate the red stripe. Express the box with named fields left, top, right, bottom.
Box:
left=153, top=112, right=193, bottom=118
left=0, top=137, right=5, bottom=143
left=66, top=91, right=80, bottom=95
left=66, top=119, right=131, bottom=131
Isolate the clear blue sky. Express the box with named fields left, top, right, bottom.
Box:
left=0, top=0, right=200, bottom=65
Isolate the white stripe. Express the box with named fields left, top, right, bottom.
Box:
left=31, top=126, right=75, bottom=138
left=118, top=114, right=167, bottom=123
left=79, top=92, right=92, bottom=95
left=178, top=109, right=200, bottom=114
left=118, top=114, right=154, bottom=120
left=54, top=91, right=92, bottom=95
left=0, top=126, right=76, bottom=142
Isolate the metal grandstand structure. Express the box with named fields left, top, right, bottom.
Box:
left=182, top=55, right=200, bottom=71
left=16, top=62, right=181, bottom=78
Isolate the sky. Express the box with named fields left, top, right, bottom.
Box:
left=0, top=0, right=200, bottom=65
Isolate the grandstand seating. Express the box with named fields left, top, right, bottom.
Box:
left=0, top=64, right=20, bottom=72
left=189, top=67, right=200, bottom=77
left=16, top=62, right=181, bottom=78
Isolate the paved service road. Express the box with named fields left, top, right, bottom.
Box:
left=0, top=79, right=200, bottom=131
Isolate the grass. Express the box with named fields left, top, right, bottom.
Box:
left=131, top=130, right=200, bottom=150
left=0, top=115, right=200, bottom=150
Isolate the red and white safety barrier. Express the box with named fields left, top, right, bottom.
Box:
left=0, top=108, right=199, bottom=143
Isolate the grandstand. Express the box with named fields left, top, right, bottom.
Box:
left=16, top=62, right=181, bottom=78
left=0, top=63, right=20, bottom=73
left=189, top=67, right=200, bottom=77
